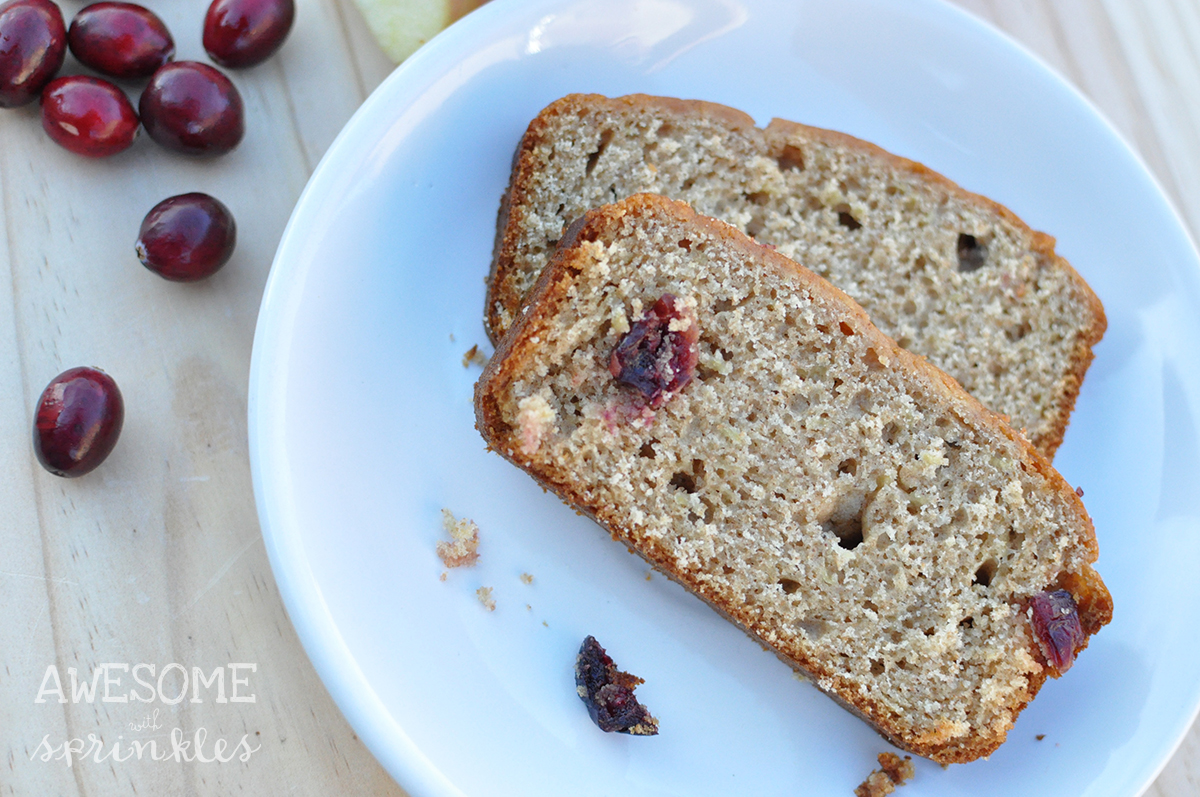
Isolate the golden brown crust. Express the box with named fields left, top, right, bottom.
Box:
left=477, top=194, right=1108, bottom=764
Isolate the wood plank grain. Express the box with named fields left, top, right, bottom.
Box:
left=0, top=0, right=406, bottom=793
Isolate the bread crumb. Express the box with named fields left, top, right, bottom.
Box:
left=542, top=620, right=548, bottom=627
left=878, top=754, right=914, bottom=785
left=645, top=572, right=652, bottom=581
left=520, top=572, right=534, bottom=584
left=855, top=771, right=896, bottom=797
left=437, top=509, right=480, bottom=568
left=449, top=332, right=455, bottom=342
left=526, top=604, right=532, bottom=611
left=1036, top=734, right=1045, bottom=741
left=439, top=572, right=447, bottom=581
left=476, top=586, right=496, bottom=611
left=854, top=753, right=914, bottom=797
left=462, top=344, right=489, bottom=368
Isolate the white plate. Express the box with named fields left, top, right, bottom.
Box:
left=248, top=0, right=1200, bottom=794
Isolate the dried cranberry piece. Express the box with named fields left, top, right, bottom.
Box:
left=1028, top=589, right=1085, bottom=674
left=609, top=293, right=699, bottom=408
left=575, top=636, right=658, bottom=735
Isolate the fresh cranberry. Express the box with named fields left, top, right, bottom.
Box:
left=135, top=193, right=236, bottom=282
left=1028, top=589, right=1085, bottom=674
left=0, top=0, right=66, bottom=108
left=41, top=75, right=138, bottom=157
left=609, top=293, right=700, bottom=408
left=33, top=366, right=124, bottom=477
left=139, top=61, right=244, bottom=156
left=203, top=0, right=294, bottom=69
left=68, top=2, right=174, bottom=80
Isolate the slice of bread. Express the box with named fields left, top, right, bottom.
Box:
left=487, top=94, right=1106, bottom=458
left=475, top=194, right=1111, bottom=764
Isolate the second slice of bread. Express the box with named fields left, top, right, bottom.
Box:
left=488, top=94, right=1107, bottom=458
left=476, top=194, right=1111, bottom=764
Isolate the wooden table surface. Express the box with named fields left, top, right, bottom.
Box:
left=3, top=0, right=1198, bottom=794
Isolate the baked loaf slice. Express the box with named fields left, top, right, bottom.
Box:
left=487, top=94, right=1106, bottom=458
left=475, top=194, right=1111, bottom=764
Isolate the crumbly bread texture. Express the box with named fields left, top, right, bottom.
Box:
left=855, top=752, right=915, bottom=797
left=475, top=195, right=1111, bottom=764
left=488, top=94, right=1106, bottom=458
left=437, top=508, right=480, bottom=568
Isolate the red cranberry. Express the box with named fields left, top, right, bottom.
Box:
left=203, top=0, right=294, bottom=69
left=609, top=293, right=700, bottom=408
left=41, top=75, right=138, bottom=157
left=139, top=61, right=244, bottom=156
left=0, top=0, right=66, bottom=108
left=68, top=2, right=174, bottom=80
left=33, top=366, right=124, bottom=477
left=575, top=636, right=658, bottom=735
left=1028, top=589, right=1085, bottom=674
left=135, top=193, right=236, bottom=282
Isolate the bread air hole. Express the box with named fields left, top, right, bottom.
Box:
left=584, top=129, right=614, bottom=176
left=957, top=233, right=988, bottom=272
left=863, top=348, right=886, bottom=371
left=870, top=659, right=886, bottom=676
left=779, top=577, right=802, bottom=594
left=974, top=557, right=998, bottom=588
left=670, top=471, right=697, bottom=493
left=777, top=144, right=806, bottom=172
left=836, top=205, right=862, bottom=230
left=669, top=459, right=705, bottom=494
left=825, top=515, right=864, bottom=550
left=1006, top=320, right=1032, bottom=342
left=818, top=490, right=866, bottom=550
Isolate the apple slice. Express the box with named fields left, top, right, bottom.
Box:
left=353, top=0, right=487, bottom=63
